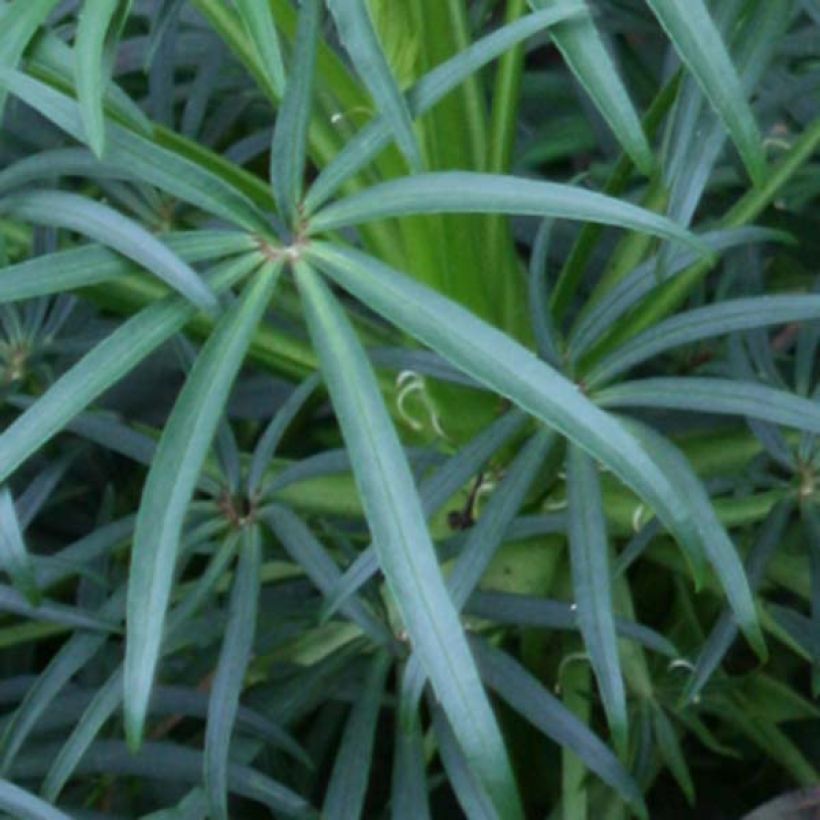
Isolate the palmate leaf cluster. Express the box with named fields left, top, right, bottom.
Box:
left=0, top=0, right=818, bottom=817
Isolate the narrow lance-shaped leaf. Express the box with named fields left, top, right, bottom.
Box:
left=204, top=525, right=262, bottom=820
left=529, top=218, right=561, bottom=365
left=527, top=0, right=653, bottom=174
left=684, top=501, right=792, bottom=704
left=319, top=409, right=527, bottom=621
left=567, top=444, right=628, bottom=755
left=391, top=664, right=431, bottom=820
left=270, top=0, right=321, bottom=221
left=472, top=637, right=646, bottom=816
left=0, top=253, right=261, bottom=487
left=263, top=504, right=392, bottom=647
left=247, top=372, right=322, bottom=495
left=618, top=416, right=761, bottom=659
left=125, top=262, right=282, bottom=750
left=0, top=190, right=218, bottom=314
left=0, top=587, right=125, bottom=776
left=0, top=778, right=72, bottom=820
left=308, top=172, right=708, bottom=258
left=305, top=242, right=765, bottom=655
left=75, top=0, right=130, bottom=157
left=0, top=0, right=61, bottom=119
left=651, top=704, right=695, bottom=805
left=235, top=0, right=286, bottom=97
left=567, top=227, right=788, bottom=360
left=466, top=591, right=677, bottom=657
left=400, top=430, right=557, bottom=716
left=0, top=230, right=255, bottom=304
left=303, top=1, right=586, bottom=211
left=596, top=377, right=820, bottom=436
left=645, top=0, right=766, bottom=184
left=430, top=706, right=498, bottom=820
left=0, top=487, right=40, bottom=605
left=0, top=69, right=272, bottom=232
left=327, top=0, right=421, bottom=171
left=588, top=295, right=820, bottom=387
left=294, top=260, right=524, bottom=820
left=323, top=651, right=391, bottom=819
left=41, top=668, right=123, bottom=802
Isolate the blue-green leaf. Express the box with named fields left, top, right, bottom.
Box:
left=235, top=0, right=286, bottom=97
left=0, top=487, right=39, bottom=605
left=327, top=0, right=421, bottom=170
left=125, top=262, right=281, bottom=750
left=305, top=242, right=764, bottom=655
left=645, top=0, right=766, bottom=184
left=294, top=260, right=524, bottom=819
left=527, top=0, right=652, bottom=173
left=0, top=190, right=218, bottom=313
left=308, top=173, right=707, bottom=257
left=323, top=651, right=391, bottom=819
left=0, top=253, right=260, bottom=486
left=270, top=0, right=321, bottom=220
left=204, top=525, right=262, bottom=820
left=567, top=444, right=627, bottom=755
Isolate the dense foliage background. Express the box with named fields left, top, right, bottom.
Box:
left=0, top=0, right=818, bottom=817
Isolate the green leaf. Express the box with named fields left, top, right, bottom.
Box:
left=305, top=243, right=744, bottom=617
left=323, top=651, right=391, bottom=819
left=0, top=0, right=60, bottom=119
left=0, top=69, right=271, bottom=232
left=529, top=218, right=560, bottom=364
left=319, top=409, right=527, bottom=622
left=472, top=637, right=646, bottom=816
left=391, top=665, right=431, bottom=820
left=0, top=777, right=72, bottom=820
left=0, top=253, right=260, bottom=486
left=40, top=668, right=123, bottom=801
left=588, top=295, right=820, bottom=386
left=596, top=377, right=820, bottom=436
left=466, top=592, right=677, bottom=657
left=308, top=173, right=707, bottom=257
left=645, top=0, right=766, bottom=184
left=293, top=260, right=524, bottom=820
left=566, top=444, right=627, bottom=755
left=327, top=0, right=421, bottom=171
left=270, top=0, right=320, bottom=221
left=0, top=230, right=255, bottom=304
left=527, top=0, right=653, bottom=174
left=399, top=431, right=557, bottom=722
left=235, top=0, right=286, bottom=97
left=430, top=707, right=497, bottom=820
left=0, top=190, right=218, bottom=313
left=651, top=703, right=694, bottom=805
left=125, top=262, right=282, bottom=750
left=303, top=1, right=585, bottom=211
left=263, top=504, right=392, bottom=646
left=0, top=588, right=124, bottom=775
left=248, top=373, right=322, bottom=495
left=618, top=417, right=762, bottom=657
left=204, top=526, right=262, bottom=820
left=75, top=0, right=124, bottom=156
left=0, top=145, right=133, bottom=195
left=19, top=740, right=314, bottom=817
left=448, top=431, right=556, bottom=609
left=0, top=487, right=40, bottom=605
left=568, top=227, right=788, bottom=360
left=684, top=501, right=792, bottom=703
left=0, top=584, right=117, bottom=633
